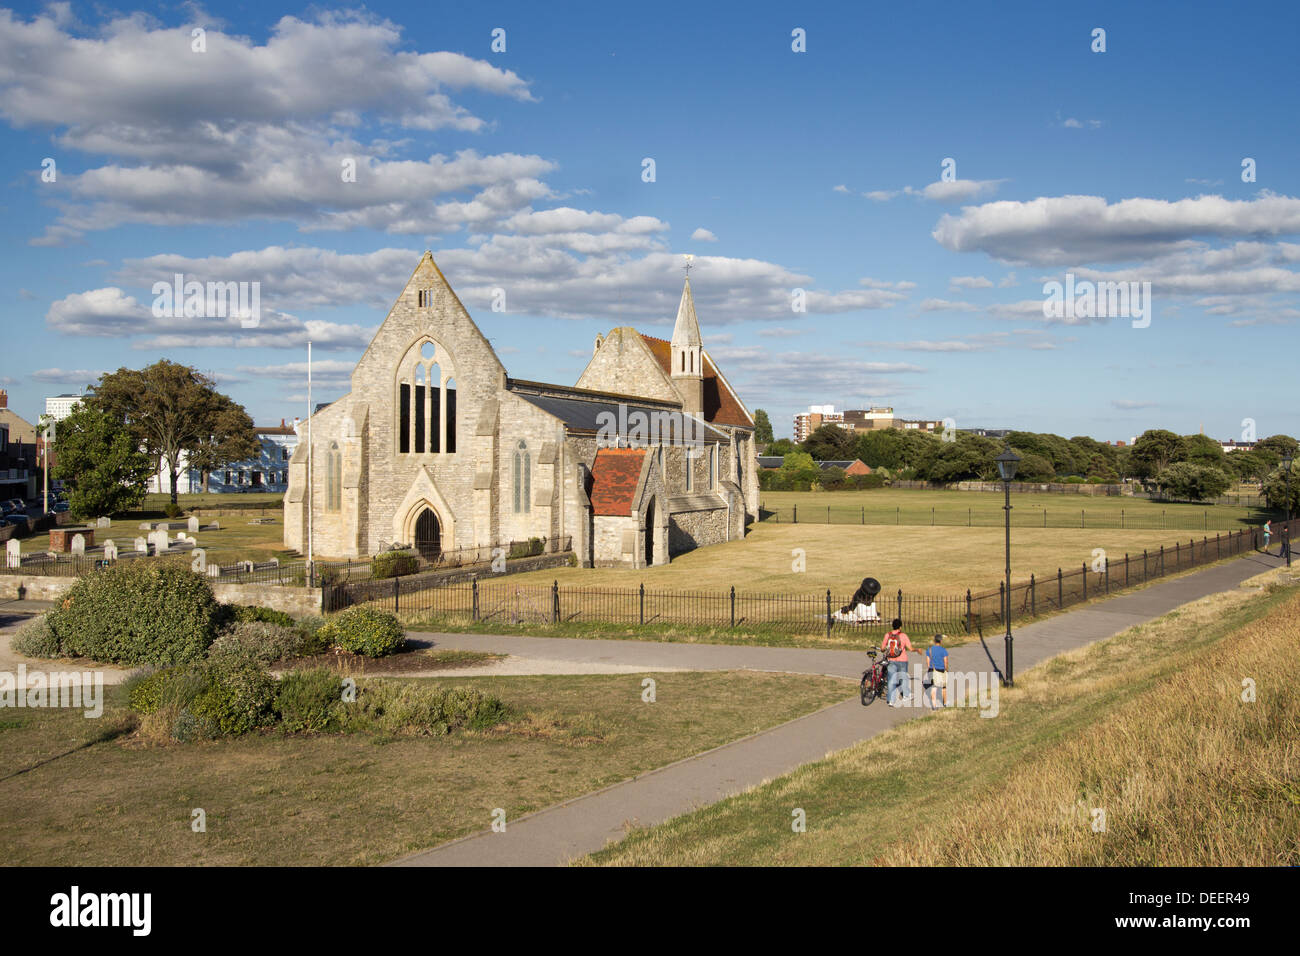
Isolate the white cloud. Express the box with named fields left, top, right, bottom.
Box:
left=949, top=275, right=993, bottom=290
left=833, top=184, right=850, bottom=194
left=864, top=190, right=898, bottom=202
left=933, top=193, right=1300, bottom=265
left=30, top=368, right=105, bottom=385
left=691, top=228, right=718, bottom=242
left=908, top=179, right=1004, bottom=203
left=1112, top=400, right=1157, bottom=410
left=917, top=298, right=979, bottom=313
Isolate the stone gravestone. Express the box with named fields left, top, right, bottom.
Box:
left=5, top=539, right=19, bottom=569
left=103, top=539, right=118, bottom=561
left=70, top=533, right=86, bottom=555
left=149, top=530, right=170, bottom=554
left=187, top=516, right=200, bottom=533
left=134, top=536, right=148, bottom=554
left=176, top=532, right=189, bottom=543
left=210, top=520, right=220, bottom=531
left=97, top=516, right=112, bottom=529
left=139, top=522, right=152, bottom=531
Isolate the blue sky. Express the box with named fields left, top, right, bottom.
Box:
left=2, top=0, right=1298, bottom=441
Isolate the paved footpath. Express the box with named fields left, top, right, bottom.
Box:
left=392, top=550, right=1284, bottom=867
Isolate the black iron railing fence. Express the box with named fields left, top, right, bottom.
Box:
left=761, top=502, right=1267, bottom=531
left=327, top=523, right=1291, bottom=637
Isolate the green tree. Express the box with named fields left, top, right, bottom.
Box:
left=1182, top=433, right=1225, bottom=468
left=1130, top=429, right=1187, bottom=480
left=187, top=399, right=261, bottom=492
left=1227, top=448, right=1275, bottom=483
left=765, top=437, right=796, bottom=457
left=801, top=423, right=855, bottom=462
left=780, top=451, right=819, bottom=485
left=922, top=434, right=1001, bottom=482
left=1154, top=462, right=1232, bottom=502
left=90, top=360, right=259, bottom=505
left=52, top=406, right=154, bottom=519
left=1255, top=434, right=1299, bottom=460
left=752, top=409, right=774, bottom=445
left=1263, top=465, right=1300, bottom=514
left=1011, top=451, right=1057, bottom=483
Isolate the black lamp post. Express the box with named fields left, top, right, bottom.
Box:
left=1283, top=452, right=1294, bottom=568
left=995, top=447, right=1021, bottom=686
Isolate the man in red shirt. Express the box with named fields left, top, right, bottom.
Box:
left=881, top=618, right=915, bottom=706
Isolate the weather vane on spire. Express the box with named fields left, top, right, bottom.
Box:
left=683, top=253, right=694, bottom=278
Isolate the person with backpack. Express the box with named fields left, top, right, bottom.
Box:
left=925, top=634, right=950, bottom=709
left=881, top=618, right=915, bottom=707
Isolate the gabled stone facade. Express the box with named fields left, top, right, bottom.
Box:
left=285, top=252, right=759, bottom=568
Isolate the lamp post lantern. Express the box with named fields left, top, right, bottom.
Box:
left=1283, top=452, right=1294, bottom=568
left=995, top=447, right=1021, bottom=686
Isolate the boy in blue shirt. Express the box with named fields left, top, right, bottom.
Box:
left=925, top=635, right=950, bottom=708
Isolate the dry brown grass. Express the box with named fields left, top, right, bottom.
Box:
left=581, top=569, right=1300, bottom=866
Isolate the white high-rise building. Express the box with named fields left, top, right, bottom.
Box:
left=43, top=393, right=85, bottom=422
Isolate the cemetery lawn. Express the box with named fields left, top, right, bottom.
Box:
left=0, top=670, right=850, bottom=866
left=19, top=512, right=291, bottom=563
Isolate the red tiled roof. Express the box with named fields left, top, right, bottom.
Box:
left=589, top=448, right=646, bottom=516
left=638, top=334, right=754, bottom=429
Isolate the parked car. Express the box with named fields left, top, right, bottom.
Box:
left=7, top=499, right=27, bottom=513
left=0, top=514, right=28, bottom=527
left=51, top=502, right=70, bottom=514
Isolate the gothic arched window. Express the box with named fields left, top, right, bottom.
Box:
left=513, top=440, right=531, bottom=513
left=326, top=441, right=342, bottom=511
left=396, top=339, right=456, bottom=456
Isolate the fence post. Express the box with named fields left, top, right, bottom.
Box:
left=639, top=582, right=645, bottom=625
left=730, top=585, right=736, bottom=627
left=1160, top=545, right=1165, bottom=575
left=1216, top=533, right=1220, bottom=558
left=472, top=578, right=479, bottom=621
left=394, top=575, right=399, bottom=614
left=966, top=589, right=972, bottom=634
left=1203, top=510, right=1207, bottom=531
left=931, top=507, right=935, bottom=526
left=1105, top=559, right=1110, bottom=594
left=968, top=507, right=971, bottom=527
left=861, top=506, right=864, bottom=525
left=1125, top=554, right=1129, bottom=587
left=896, top=507, right=900, bottom=525
left=1143, top=549, right=1148, bottom=579
left=1030, top=573, right=1036, bottom=616
left=793, top=505, right=798, bottom=524
left=1121, top=508, right=1124, bottom=529
left=1082, top=562, right=1087, bottom=600
left=1058, top=568, right=1063, bottom=609
left=1081, top=509, right=1085, bottom=529
left=1175, top=541, right=1180, bottom=568
left=1043, top=509, right=1047, bottom=528
left=552, top=580, right=559, bottom=623
left=897, top=588, right=903, bottom=622
left=826, top=590, right=832, bottom=640
left=827, top=506, right=830, bottom=524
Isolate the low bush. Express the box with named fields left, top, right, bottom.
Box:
left=294, top=615, right=331, bottom=655
left=318, top=606, right=406, bottom=657
left=48, top=562, right=220, bottom=666
left=208, top=621, right=308, bottom=666
left=127, top=660, right=275, bottom=739
left=164, top=503, right=183, bottom=519
left=338, top=680, right=509, bottom=736
left=274, top=668, right=345, bottom=733
left=371, top=551, right=419, bottom=579
left=10, top=615, right=62, bottom=659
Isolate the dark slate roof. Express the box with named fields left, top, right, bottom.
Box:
left=510, top=388, right=729, bottom=443
left=757, top=456, right=785, bottom=469
left=589, top=448, right=646, bottom=516
left=819, top=460, right=857, bottom=470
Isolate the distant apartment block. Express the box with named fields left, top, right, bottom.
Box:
left=44, top=393, right=86, bottom=422
left=1219, top=439, right=1255, bottom=453
left=792, top=404, right=845, bottom=442
left=795, top=404, right=945, bottom=441
left=148, top=420, right=300, bottom=494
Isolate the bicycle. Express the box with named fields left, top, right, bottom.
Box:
left=860, top=648, right=889, bottom=706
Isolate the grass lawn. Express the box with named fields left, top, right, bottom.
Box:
left=760, top=487, right=1265, bottom=531
left=0, top=670, right=850, bottom=866
left=579, top=570, right=1300, bottom=866
left=493, top=521, right=1229, bottom=596
left=142, top=492, right=284, bottom=511
left=19, top=511, right=291, bottom=563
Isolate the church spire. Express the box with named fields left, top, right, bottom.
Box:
left=670, top=272, right=704, bottom=418
left=671, top=275, right=703, bottom=349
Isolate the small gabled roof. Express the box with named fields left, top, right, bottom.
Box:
left=589, top=448, right=647, bottom=516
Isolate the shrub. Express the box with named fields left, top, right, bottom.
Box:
left=48, top=561, right=220, bottom=666
left=371, top=551, right=419, bottom=579
left=208, top=621, right=308, bottom=666
left=234, top=605, right=297, bottom=629
left=10, top=615, right=62, bottom=659
left=295, top=615, right=331, bottom=655
left=318, top=606, right=406, bottom=657
left=338, top=680, right=508, bottom=736
left=191, top=660, right=277, bottom=736
left=274, top=668, right=345, bottom=733
left=164, top=503, right=183, bottom=519
left=127, top=666, right=209, bottom=717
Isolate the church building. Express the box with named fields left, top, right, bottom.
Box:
left=283, top=252, right=759, bottom=568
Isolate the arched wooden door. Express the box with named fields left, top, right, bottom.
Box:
left=414, top=508, right=442, bottom=562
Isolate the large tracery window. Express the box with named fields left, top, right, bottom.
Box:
left=396, top=339, right=457, bottom=455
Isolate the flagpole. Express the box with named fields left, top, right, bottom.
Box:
left=307, top=340, right=313, bottom=580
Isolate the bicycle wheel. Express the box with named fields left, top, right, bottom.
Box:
left=860, top=672, right=877, bottom=706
